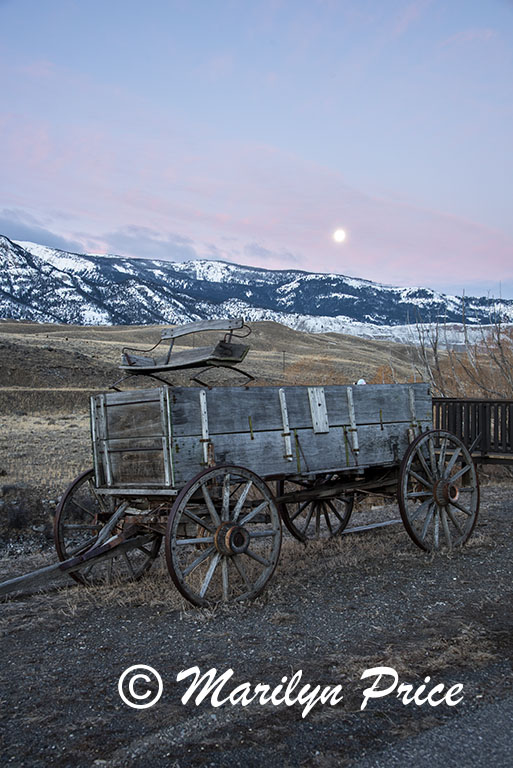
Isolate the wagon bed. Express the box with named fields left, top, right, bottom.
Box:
left=91, top=382, right=432, bottom=493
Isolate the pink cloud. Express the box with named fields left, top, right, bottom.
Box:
left=392, top=0, right=432, bottom=39
left=19, top=59, right=57, bottom=79
left=441, top=28, right=496, bottom=47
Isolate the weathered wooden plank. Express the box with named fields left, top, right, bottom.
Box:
left=99, top=436, right=164, bottom=452
left=108, top=449, right=168, bottom=486
left=170, top=420, right=426, bottom=486
left=120, top=352, right=156, bottom=367
left=120, top=342, right=249, bottom=372
left=94, top=389, right=161, bottom=406
left=103, top=401, right=165, bottom=439
left=161, top=317, right=244, bottom=340
left=169, top=383, right=431, bottom=437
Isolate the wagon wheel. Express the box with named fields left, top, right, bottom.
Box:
left=165, top=465, right=282, bottom=606
left=398, top=430, right=479, bottom=552
left=54, top=469, right=162, bottom=585
left=277, top=475, right=354, bottom=542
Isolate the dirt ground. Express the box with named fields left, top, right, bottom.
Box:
left=0, top=321, right=512, bottom=766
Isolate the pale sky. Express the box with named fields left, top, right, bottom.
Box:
left=1, top=0, right=512, bottom=296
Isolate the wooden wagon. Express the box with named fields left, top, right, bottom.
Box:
left=48, top=378, right=480, bottom=606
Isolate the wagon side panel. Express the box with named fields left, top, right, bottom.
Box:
left=91, top=388, right=174, bottom=488
left=169, top=383, right=433, bottom=486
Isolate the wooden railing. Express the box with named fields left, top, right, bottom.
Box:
left=432, top=398, right=513, bottom=456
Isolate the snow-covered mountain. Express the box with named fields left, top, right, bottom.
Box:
left=1, top=235, right=511, bottom=340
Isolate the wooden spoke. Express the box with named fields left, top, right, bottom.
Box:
left=245, top=548, right=271, bottom=568
left=433, top=509, right=440, bottom=550
left=302, top=502, right=316, bottom=535
left=87, top=479, right=112, bottom=515
left=445, top=505, right=463, bottom=535
left=232, top=555, right=251, bottom=591
left=408, top=469, right=433, bottom=490
left=232, top=481, right=253, bottom=522
left=199, top=553, right=221, bottom=598
left=239, top=500, right=268, bottom=526
left=428, top=437, right=438, bottom=478
left=69, top=499, right=96, bottom=518
left=182, top=508, right=215, bottom=533
left=183, top=546, right=216, bottom=577
left=290, top=500, right=310, bottom=522
left=449, top=464, right=471, bottom=483
left=175, top=536, right=214, bottom=546
left=437, top=437, right=448, bottom=475
left=315, top=504, right=321, bottom=537
left=123, top=551, right=136, bottom=579
left=449, top=499, right=473, bottom=516
left=323, top=506, right=333, bottom=535
left=409, top=498, right=431, bottom=524
left=414, top=446, right=434, bottom=484
left=443, top=446, right=462, bottom=478
left=326, top=500, right=344, bottom=523
left=221, top=558, right=229, bottom=602
left=221, top=473, right=231, bottom=518
left=421, top=504, right=435, bottom=540
left=201, top=485, right=221, bottom=526
left=441, top=508, right=453, bottom=550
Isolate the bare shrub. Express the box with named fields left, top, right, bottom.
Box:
left=413, top=309, right=513, bottom=398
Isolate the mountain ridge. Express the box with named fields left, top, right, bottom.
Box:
left=1, top=235, right=511, bottom=340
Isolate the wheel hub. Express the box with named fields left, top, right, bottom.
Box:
left=433, top=479, right=459, bottom=506
left=214, top=521, right=250, bottom=555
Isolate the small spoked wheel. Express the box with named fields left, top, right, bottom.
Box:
left=165, top=465, right=282, bottom=606
left=54, top=469, right=161, bottom=585
left=277, top=475, right=354, bottom=542
left=398, top=430, right=479, bottom=552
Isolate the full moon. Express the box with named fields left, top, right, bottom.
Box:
left=333, top=229, right=347, bottom=243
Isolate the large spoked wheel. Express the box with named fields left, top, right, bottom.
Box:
left=277, top=475, right=354, bottom=542
left=165, top=465, right=282, bottom=606
left=398, top=430, right=479, bottom=552
left=54, top=469, right=161, bottom=585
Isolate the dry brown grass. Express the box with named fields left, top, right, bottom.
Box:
left=29, top=516, right=497, bottom=616
left=0, top=412, right=91, bottom=496
left=0, top=319, right=423, bottom=394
